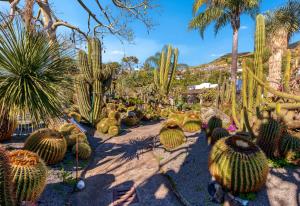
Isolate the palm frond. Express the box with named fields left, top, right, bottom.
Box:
left=0, top=17, right=73, bottom=123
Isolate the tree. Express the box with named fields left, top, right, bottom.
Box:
left=0, top=17, right=73, bottom=123
left=189, top=0, right=261, bottom=89
left=265, top=0, right=300, bottom=91
left=0, top=0, right=155, bottom=41
left=122, top=56, right=139, bottom=72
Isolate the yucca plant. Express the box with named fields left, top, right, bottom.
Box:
left=9, top=150, right=47, bottom=203
left=209, top=135, right=269, bottom=194
left=0, top=17, right=72, bottom=124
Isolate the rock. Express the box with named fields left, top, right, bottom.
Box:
left=201, top=107, right=231, bottom=126
left=207, top=181, right=225, bottom=203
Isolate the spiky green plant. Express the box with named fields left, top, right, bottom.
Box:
left=209, top=135, right=269, bottom=194
left=24, top=128, right=67, bottom=165
left=256, top=119, right=282, bottom=158
left=280, top=132, right=300, bottom=157
left=0, top=147, right=16, bottom=206
left=159, top=120, right=186, bottom=150
left=154, top=45, right=178, bottom=101
left=96, top=118, right=109, bottom=134
left=75, top=38, right=115, bottom=126
left=72, top=142, right=92, bottom=160
left=209, top=127, right=229, bottom=145
left=182, top=113, right=201, bottom=133
left=169, top=111, right=186, bottom=126
left=0, top=17, right=72, bottom=123
left=207, top=116, right=222, bottom=137
left=108, top=126, right=120, bottom=136
left=59, top=123, right=87, bottom=147
left=9, top=150, right=47, bottom=203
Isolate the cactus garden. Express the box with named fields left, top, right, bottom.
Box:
left=0, top=0, right=300, bottom=206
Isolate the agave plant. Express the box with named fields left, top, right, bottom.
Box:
left=0, top=17, right=73, bottom=123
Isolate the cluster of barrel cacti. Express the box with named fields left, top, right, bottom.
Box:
left=75, top=37, right=115, bottom=126
left=97, top=111, right=121, bottom=136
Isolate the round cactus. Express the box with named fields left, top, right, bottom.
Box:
left=59, top=123, right=87, bottom=147
left=280, top=132, right=300, bottom=157
left=169, top=111, right=185, bottom=126
left=123, top=116, right=139, bottom=126
left=0, top=147, right=16, bottom=206
left=0, top=115, right=17, bottom=142
left=209, top=135, right=269, bottom=194
left=97, top=118, right=109, bottom=134
left=207, top=116, right=222, bottom=137
left=182, top=113, right=201, bottom=133
left=209, top=127, right=229, bottom=145
left=256, top=119, right=282, bottom=158
left=68, top=111, right=82, bottom=122
left=9, top=150, right=47, bottom=203
left=72, top=142, right=92, bottom=160
left=108, top=111, right=121, bottom=121
left=159, top=120, right=186, bottom=150
left=24, top=128, right=67, bottom=165
left=106, top=118, right=120, bottom=127
left=108, top=126, right=120, bottom=136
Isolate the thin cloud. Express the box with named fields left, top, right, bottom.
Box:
left=240, top=25, right=248, bottom=30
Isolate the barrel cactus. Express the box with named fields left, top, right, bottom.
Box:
left=108, top=126, right=120, bottom=136
left=123, top=115, right=139, bottom=126
left=97, top=118, right=109, bottom=133
left=24, top=128, right=67, bottom=165
left=209, top=135, right=269, bottom=193
left=68, top=111, right=82, bottom=122
left=280, top=132, right=300, bottom=157
left=0, top=147, right=16, bottom=206
left=169, top=111, right=185, bottom=126
left=108, top=111, right=121, bottom=122
left=207, top=116, right=222, bottom=137
left=9, top=150, right=47, bottom=203
left=59, top=123, right=87, bottom=147
left=209, top=127, right=229, bottom=145
left=182, top=113, right=201, bottom=133
left=256, top=119, right=282, bottom=158
left=72, top=142, right=92, bottom=160
left=159, top=120, right=186, bottom=150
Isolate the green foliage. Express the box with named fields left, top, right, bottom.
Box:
left=75, top=38, right=115, bottom=126
left=58, top=168, right=76, bottom=186
left=9, top=150, right=47, bottom=203
left=267, top=158, right=296, bottom=168
left=239, top=192, right=257, bottom=201
left=209, top=127, right=229, bottom=145
left=207, top=116, right=222, bottom=137
left=0, top=147, right=16, bottom=206
left=0, top=17, right=73, bottom=123
left=24, top=128, right=67, bottom=165
left=72, top=142, right=92, bottom=160
left=159, top=120, right=186, bottom=150
left=209, top=136, right=269, bottom=193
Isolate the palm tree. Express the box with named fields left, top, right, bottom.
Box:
left=265, top=0, right=300, bottom=91
left=189, top=0, right=261, bottom=88
left=0, top=18, right=73, bottom=124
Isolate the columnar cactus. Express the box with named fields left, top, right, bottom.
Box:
left=154, top=45, right=179, bottom=100
left=209, top=135, right=269, bottom=194
left=75, top=38, right=115, bottom=126
left=209, top=127, right=229, bottom=145
left=72, top=142, right=92, bottom=160
left=280, top=132, right=300, bottom=157
left=24, top=128, right=67, bottom=165
left=182, top=113, right=201, bottom=133
left=256, top=119, right=282, bottom=158
left=0, top=147, right=16, bottom=206
left=9, top=150, right=47, bottom=203
left=159, top=120, right=186, bottom=150
left=207, top=116, right=222, bottom=137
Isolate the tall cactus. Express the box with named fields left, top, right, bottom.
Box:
left=76, top=38, right=114, bottom=125
left=154, top=45, right=178, bottom=100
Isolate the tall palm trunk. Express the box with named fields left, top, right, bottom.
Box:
left=231, top=28, right=239, bottom=87
left=268, top=27, right=288, bottom=91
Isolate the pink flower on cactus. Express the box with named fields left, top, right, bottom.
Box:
left=227, top=123, right=237, bottom=132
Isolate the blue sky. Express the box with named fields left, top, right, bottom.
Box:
left=1, top=0, right=299, bottom=66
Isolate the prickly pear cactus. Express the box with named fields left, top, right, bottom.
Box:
left=159, top=120, right=186, bottom=150
left=24, top=128, right=67, bottom=165
left=9, top=150, right=47, bottom=203
left=209, top=135, right=269, bottom=193
left=0, top=147, right=16, bottom=206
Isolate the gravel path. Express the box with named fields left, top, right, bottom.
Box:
left=71, top=122, right=182, bottom=206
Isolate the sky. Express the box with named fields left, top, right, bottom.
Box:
left=1, top=0, right=300, bottom=66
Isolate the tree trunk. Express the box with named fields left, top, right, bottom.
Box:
left=231, top=29, right=239, bottom=89
left=268, top=27, right=288, bottom=92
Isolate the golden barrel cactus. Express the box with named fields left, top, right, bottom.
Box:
left=9, top=150, right=47, bottom=203
left=24, top=128, right=67, bottom=165
left=159, top=120, right=186, bottom=150
left=59, top=123, right=87, bottom=147
left=182, top=113, right=201, bottom=133
left=209, top=135, right=269, bottom=194
left=72, top=142, right=92, bottom=160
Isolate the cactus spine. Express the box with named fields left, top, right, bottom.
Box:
left=9, top=150, right=47, bottom=203
left=76, top=38, right=114, bottom=126
left=0, top=147, right=15, bottom=206
left=154, top=45, right=178, bottom=100
left=283, top=49, right=291, bottom=92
